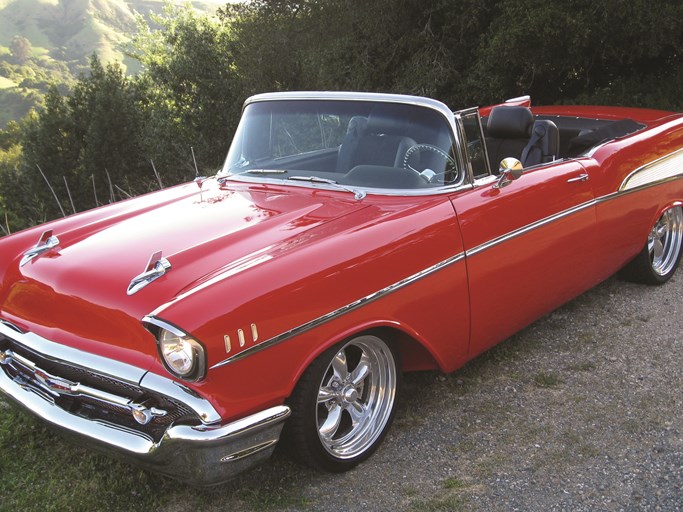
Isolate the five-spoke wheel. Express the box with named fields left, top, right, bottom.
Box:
left=285, top=334, right=399, bottom=471
left=621, top=206, right=683, bottom=284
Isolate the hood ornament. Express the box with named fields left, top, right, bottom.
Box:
left=20, top=230, right=60, bottom=267
left=127, top=251, right=172, bottom=296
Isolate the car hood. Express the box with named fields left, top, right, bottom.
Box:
left=0, top=179, right=369, bottom=369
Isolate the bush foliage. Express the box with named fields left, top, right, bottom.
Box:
left=0, top=0, right=681, bottom=234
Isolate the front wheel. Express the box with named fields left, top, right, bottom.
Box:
left=285, top=334, right=400, bottom=472
left=620, top=206, right=683, bottom=285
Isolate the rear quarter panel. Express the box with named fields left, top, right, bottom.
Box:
left=583, top=113, right=683, bottom=280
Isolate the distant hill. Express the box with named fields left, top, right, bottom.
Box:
left=0, top=0, right=220, bottom=127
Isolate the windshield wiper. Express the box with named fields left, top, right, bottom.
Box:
left=218, top=169, right=288, bottom=183
left=242, top=169, right=288, bottom=174
left=287, top=176, right=366, bottom=200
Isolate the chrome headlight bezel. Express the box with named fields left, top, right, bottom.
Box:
left=142, top=316, right=207, bottom=382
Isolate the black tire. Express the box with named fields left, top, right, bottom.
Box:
left=620, top=206, right=683, bottom=285
left=284, top=333, right=400, bottom=472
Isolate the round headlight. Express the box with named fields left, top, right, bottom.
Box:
left=158, top=328, right=205, bottom=379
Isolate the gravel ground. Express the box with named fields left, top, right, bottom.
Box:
left=177, top=270, right=683, bottom=512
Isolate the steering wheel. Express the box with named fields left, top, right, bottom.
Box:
left=402, top=144, right=459, bottom=184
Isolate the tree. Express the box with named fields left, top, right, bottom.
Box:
left=460, top=0, right=683, bottom=107
left=10, top=35, right=32, bottom=64
left=130, top=5, right=244, bottom=174
left=70, top=55, right=148, bottom=203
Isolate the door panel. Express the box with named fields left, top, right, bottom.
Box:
left=451, top=160, right=599, bottom=356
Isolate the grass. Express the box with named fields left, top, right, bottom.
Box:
left=232, top=488, right=312, bottom=511
left=565, top=361, right=597, bottom=372
left=443, top=477, right=467, bottom=490
left=409, top=495, right=467, bottom=511
left=394, top=409, right=426, bottom=430
left=0, top=402, right=175, bottom=512
left=408, top=478, right=471, bottom=511
left=533, top=371, right=563, bottom=388
left=0, top=399, right=318, bottom=512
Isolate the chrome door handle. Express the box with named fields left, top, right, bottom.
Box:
left=567, top=173, right=589, bottom=183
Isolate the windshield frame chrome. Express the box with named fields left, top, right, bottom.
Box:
left=218, top=92, right=470, bottom=197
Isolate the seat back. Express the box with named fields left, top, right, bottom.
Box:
left=521, top=120, right=560, bottom=167
left=485, top=106, right=534, bottom=173
left=336, top=110, right=416, bottom=172
left=336, top=116, right=368, bottom=172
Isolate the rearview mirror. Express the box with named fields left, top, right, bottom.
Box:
left=493, top=158, right=523, bottom=189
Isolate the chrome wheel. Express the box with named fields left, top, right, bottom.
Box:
left=316, top=336, right=397, bottom=459
left=286, top=333, right=399, bottom=471
left=648, top=206, right=683, bottom=276
left=620, top=206, right=683, bottom=285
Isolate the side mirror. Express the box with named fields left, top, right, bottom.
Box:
left=493, top=157, right=523, bottom=189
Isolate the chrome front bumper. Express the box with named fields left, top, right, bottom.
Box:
left=0, top=321, right=291, bottom=486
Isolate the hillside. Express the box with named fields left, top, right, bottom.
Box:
left=0, top=0, right=219, bottom=127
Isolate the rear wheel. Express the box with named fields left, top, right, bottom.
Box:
left=285, top=334, right=399, bottom=472
left=620, top=206, right=683, bottom=285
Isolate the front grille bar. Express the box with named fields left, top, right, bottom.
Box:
left=0, top=348, right=167, bottom=419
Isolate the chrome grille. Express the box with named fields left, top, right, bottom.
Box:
left=0, top=333, right=199, bottom=441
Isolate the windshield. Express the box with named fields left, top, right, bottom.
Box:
left=221, top=100, right=461, bottom=191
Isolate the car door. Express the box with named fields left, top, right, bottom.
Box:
left=450, top=138, right=600, bottom=357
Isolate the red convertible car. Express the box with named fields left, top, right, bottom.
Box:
left=1, top=92, right=682, bottom=485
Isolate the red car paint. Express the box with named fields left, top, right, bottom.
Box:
left=1, top=92, right=682, bottom=481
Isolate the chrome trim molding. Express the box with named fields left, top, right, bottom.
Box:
left=0, top=319, right=24, bottom=333
left=505, top=95, right=531, bottom=103
left=584, top=140, right=611, bottom=158
left=620, top=148, right=683, bottom=192
left=595, top=191, right=620, bottom=204
left=466, top=199, right=598, bottom=257
left=466, top=149, right=683, bottom=257
left=244, top=91, right=456, bottom=126
left=222, top=174, right=474, bottom=197
left=141, top=315, right=188, bottom=338
left=210, top=252, right=466, bottom=369
left=220, top=439, right=279, bottom=462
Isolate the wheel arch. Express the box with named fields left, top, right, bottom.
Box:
left=284, top=321, right=443, bottom=400
left=619, top=198, right=683, bottom=270
left=654, top=200, right=683, bottom=225
left=637, top=199, right=683, bottom=249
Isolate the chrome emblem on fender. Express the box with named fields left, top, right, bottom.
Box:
left=224, top=324, right=259, bottom=353
left=251, top=323, right=258, bottom=342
